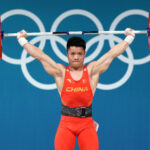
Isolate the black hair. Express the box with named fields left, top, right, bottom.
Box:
left=66, top=37, right=86, bottom=51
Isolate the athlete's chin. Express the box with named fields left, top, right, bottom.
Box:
left=72, top=62, right=82, bottom=68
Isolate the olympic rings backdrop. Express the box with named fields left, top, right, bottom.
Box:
left=0, top=0, right=150, bottom=150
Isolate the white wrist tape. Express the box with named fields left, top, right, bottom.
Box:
left=124, top=35, right=134, bottom=45
left=18, top=37, right=28, bottom=47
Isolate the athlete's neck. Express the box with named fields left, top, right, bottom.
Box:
left=69, top=64, right=84, bottom=71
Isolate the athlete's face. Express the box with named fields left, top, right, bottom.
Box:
left=67, top=46, right=85, bottom=69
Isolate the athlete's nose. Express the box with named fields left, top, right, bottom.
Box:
left=74, top=54, right=79, bottom=60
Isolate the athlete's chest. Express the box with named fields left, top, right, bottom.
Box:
left=69, top=71, right=83, bottom=81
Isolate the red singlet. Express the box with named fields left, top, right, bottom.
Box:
left=55, top=66, right=99, bottom=150
left=61, top=65, right=93, bottom=108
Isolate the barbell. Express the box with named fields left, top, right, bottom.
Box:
left=0, top=10, right=150, bottom=60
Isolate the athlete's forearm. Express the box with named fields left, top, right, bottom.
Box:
left=109, top=28, right=135, bottom=59
left=23, top=42, right=44, bottom=61
left=90, top=28, right=135, bottom=75
left=17, top=30, right=46, bottom=61
left=109, top=40, right=129, bottom=59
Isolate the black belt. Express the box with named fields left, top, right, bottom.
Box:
left=61, top=105, right=92, bottom=117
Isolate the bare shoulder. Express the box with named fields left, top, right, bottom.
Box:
left=55, top=63, right=66, bottom=77
left=57, top=63, right=66, bottom=70
left=87, top=61, right=100, bottom=95
left=87, top=61, right=97, bottom=75
left=54, top=63, right=66, bottom=94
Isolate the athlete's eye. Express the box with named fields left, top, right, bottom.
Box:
left=78, top=52, right=83, bottom=55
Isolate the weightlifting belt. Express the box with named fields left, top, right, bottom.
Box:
left=61, top=105, right=92, bottom=117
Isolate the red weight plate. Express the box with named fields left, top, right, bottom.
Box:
left=147, top=9, right=150, bottom=54
left=148, top=9, right=150, bottom=54
left=0, top=16, right=2, bottom=59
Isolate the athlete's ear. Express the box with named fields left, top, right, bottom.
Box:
left=84, top=50, right=86, bottom=56
left=66, top=48, right=70, bottom=54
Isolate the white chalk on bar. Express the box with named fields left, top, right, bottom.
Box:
left=68, top=31, right=83, bottom=35
left=3, top=30, right=147, bottom=37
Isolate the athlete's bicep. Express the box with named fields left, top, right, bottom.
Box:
left=39, top=53, right=65, bottom=77
left=89, top=52, right=113, bottom=75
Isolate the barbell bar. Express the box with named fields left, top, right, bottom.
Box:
left=0, top=9, right=150, bottom=60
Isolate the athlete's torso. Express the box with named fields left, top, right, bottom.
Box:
left=60, top=65, right=93, bottom=108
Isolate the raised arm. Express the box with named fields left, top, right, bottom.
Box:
left=88, top=28, right=135, bottom=76
left=17, top=30, right=65, bottom=77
